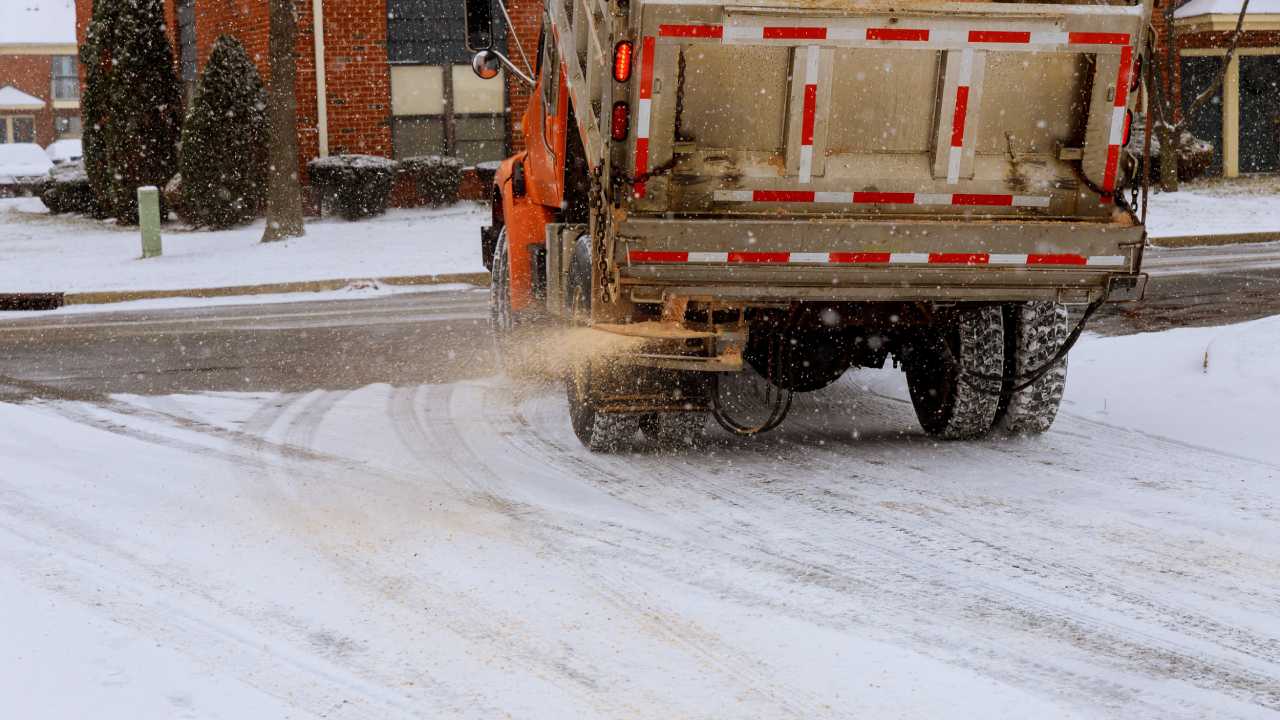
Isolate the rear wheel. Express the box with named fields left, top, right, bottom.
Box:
left=904, top=305, right=1005, bottom=440
left=563, top=235, right=639, bottom=452
left=995, top=302, right=1070, bottom=434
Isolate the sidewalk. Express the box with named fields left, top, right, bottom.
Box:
left=1145, top=177, right=1280, bottom=246
left=0, top=198, right=488, bottom=298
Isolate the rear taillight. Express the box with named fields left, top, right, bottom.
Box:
left=611, top=102, right=630, bottom=141
left=613, top=41, right=633, bottom=83
left=1130, top=55, right=1142, bottom=93
left=1123, top=109, right=1133, bottom=147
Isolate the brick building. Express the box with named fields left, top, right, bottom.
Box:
left=74, top=0, right=544, bottom=174
left=1, top=1, right=82, bottom=147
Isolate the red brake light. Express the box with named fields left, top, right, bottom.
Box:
left=1123, top=109, right=1133, bottom=147
left=613, top=41, right=633, bottom=83
left=611, top=102, right=630, bottom=141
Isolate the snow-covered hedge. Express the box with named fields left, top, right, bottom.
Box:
left=398, top=155, right=464, bottom=206
left=39, top=161, right=101, bottom=215
left=308, top=154, right=397, bottom=220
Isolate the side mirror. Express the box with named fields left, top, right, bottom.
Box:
left=464, top=0, right=494, bottom=51
left=471, top=50, right=501, bottom=80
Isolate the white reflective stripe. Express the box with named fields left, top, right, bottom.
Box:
left=890, top=253, right=930, bottom=264
left=989, top=253, right=1029, bottom=265
left=722, top=25, right=762, bottom=42
left=929, top=30, right=969, bottom=45
left=1108, top=106, right=1127, bottom=146
left=805, top=44, right=821, bottom=83
left=636, top=98, right=652, bottom=139
left=947, top=146, right=963, bottom=185
left=713, top=190, right=753, bottom=202
left=1087, top=255, right=1126, bottom=266
left=915, top=193, right=952, bottom=205
left=813, top=191, right=851, bottom=203
left=789, top=252, right=831, bottom=264
left=1030, top=31, right=1070, bottom=45
left=798, top=145, right=814, bottom=183
left=1012, top=195, right=1052, bottom=207
left=957, top=48, right=974, bottom=85
left=687, top=251, right=729, bottom=263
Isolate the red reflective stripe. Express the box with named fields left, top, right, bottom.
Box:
left=1068, top=32, right=1130, bottom=45
left=629, top=251, right=688, bottom=263
left=763, top=26, right=827, bottom=40
left=658, top=24, right=724, bottom=38
left=1114, top=45, right=1133, bottom=108
left=969, top=30, right=1031, bottom=44
left=829, top=252, right=892, bottom=264
left=866, top=27, right=930, bottom=42
left=953, top=193, right=1013, bottom=206
left=638, top=37, right=656, bottom=100
left=801, top=84, right=817, bottom=145
left=1102, top=144, right=1120, bottom=192
left=728, top=252, right=791, bottom=264
left=634, top=138, right=649, bottom=197
left=951, top=85, right=970, bottom=148
left=753, top=190, right=816, bottom=202
left=929, top=252, right=989, bottom=265
left=852, top=191, right=916, bottom=204
left=1028, top=254, right=1087, bottom=266
left=634, top=37, right=656, bottom=198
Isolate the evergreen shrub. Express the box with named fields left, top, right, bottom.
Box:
left=398, top=155, right=464, bottom=206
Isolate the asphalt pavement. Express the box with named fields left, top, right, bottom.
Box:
left=1, top=243, right=1278, bottom=400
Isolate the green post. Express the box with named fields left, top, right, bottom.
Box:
left=138, top=185, right=162, bottom=258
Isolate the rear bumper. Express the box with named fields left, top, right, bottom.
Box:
left=616, top=216, right=1146, bottom=304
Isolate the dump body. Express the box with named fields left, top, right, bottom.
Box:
left=544, top=0, right=1151, bottom=307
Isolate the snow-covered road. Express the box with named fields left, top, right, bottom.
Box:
left=3, top=360, right=1278, bottom=718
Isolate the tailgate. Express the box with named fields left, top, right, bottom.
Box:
left=627, top=1, right=1145, bottom=221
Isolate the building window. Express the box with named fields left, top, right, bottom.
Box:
left=390, top=64, right=506, bottom=164
left=387, top=0, right=508, bottom=163
left=51, top=56, right=79, bottom=102
left=1, top=116, right=37, bottom=144
left=55, top=115, right=83, bottom=139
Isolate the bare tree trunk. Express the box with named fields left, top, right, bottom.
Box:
left=262, top=0, right=305, bottom=242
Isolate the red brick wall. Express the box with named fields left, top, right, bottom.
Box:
left=506, top=0, right=543, bottom=153
left=75, top=0, right=394, bottom=182
left=0, top=53, right=78, bottom=147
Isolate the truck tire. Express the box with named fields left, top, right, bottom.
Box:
left=564, top=235, right=639, bottom=452
left=995, top=302, right=1070, bottom=435
left=639, top=411, right=706, bottom=448
left=904, top=305, right=1005, bottom=440
left=488, top=228, right=515, bottom=368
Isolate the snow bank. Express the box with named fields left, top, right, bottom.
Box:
left=1065, top=316, right=1280, bottom=465
left=0, top=198, right=487, bottom=293
left=1145, top=181, right=1280, bottom=239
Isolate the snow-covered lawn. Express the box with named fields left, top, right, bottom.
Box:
left=0, top=197, right=487, bottom=293
left=1, top=314, right=1278, bottom=718
left=1146, top=177, right=1280, bottom=239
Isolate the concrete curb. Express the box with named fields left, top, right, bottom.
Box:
left=0, top=272, right=490, bottom=311
left=1150, top=231, right=1279, bottom=248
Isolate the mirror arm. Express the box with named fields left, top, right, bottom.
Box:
left=495, top=0, right=534, bottom=79
left=488, top=49, right=536, bottom=87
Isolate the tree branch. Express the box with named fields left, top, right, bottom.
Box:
left=1182, top=0, right=1252, bottom=126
